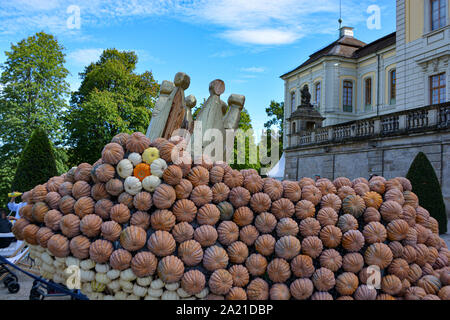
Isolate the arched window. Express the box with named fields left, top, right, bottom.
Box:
left=343, top=80, right=353, bottom=112
left=315, top=82, right=321, bottom=108
left=291, top=91, right=296, bottom=112
left=389, top=69, right=396, bottom=104
left=365, top=78, right=372, bottom=109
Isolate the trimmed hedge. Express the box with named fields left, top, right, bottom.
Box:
left=406, top=152, right=447, bottom=234
left=11, top=128, right=58, bottom=195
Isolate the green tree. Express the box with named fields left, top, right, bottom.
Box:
left=0, top=32, right=69, bottom=207
left=263, top=100, right=284, bottom=159
left=65, top=49, right=160, bottom=166
left=406, top=152, right=447, bottom=234
left=11, top=128, right=58, bottom=193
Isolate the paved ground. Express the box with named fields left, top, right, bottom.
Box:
left=1, top=221, right=450, bottom=300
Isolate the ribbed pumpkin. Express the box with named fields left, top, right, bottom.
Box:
left=301, top=236, right=323, bottom=259
left=109, top=249, right=132, bottom=271
left=233, top=207, right=254, bottom=227
left=271, top=198, right=295, bottom=219
left=250, top=193, right=271, bottom=213
left=36, top=227, right=54, bottom=248
left=290, top=254, right=315, bottom=278
left=101, top=143, right=124, bottom=165
left=175, top=179, right=193, bottom=199
left=342, top=252, right=364, bottom=273
left=130, top=211, right=150, bottom=230
left=105, top=179, right=123, bottom=196
left=157, top=256, right=184, bottom=283
left=364, top=243, right=393, bottom=269
left=275, top=236, right=301, bottom=260
left=45, top=192, right=61, bottom=210
left=217, top=221, right=239, bottom=245
left=150, top=209, right=175, bottom=231
left=178, top=240, right=203, bottom=266
left=90, top=183, right=110, bottom=201
left=191, top=185, right=213, bottom=207
left=74, top=163, right=92, bottom=182
left=194, top=225, right=218, bottom=247
left=89, top=239, right=113, bottom=263
left=320, top=225, right=342, bottom=248
left=244, top=174, right=264, bottom=194
left=59, top=195, right=76, bottom=215
left=60, top=214, right=80, bottom=238
left=209, top=269, right=233, bottom=295
left=100, top=221, right=122, bottom=241
left=227, top=241, right=249, bottom=264
left=228, top=187, right=251, bottom=208
left=11, top=219, right=30, bottom=240
left=31, top=202, right=48, bottom=223
left=246, top=278, right=269, bottom=300
left=94, top=199, right=113, bottom=220
left=342, top=195, right=366, bottom=218
left=316, top=179, right=336, bottom=196
left=147, top=230, right=176, bottom=257
left=245, top=254, right=267, bottom=276
left=267, top=258, right=291, bottom=283
left=211, top=183, right=229, bottom=204
left=47, top=234, right=70, bottom=258
left=320, top=249, right=342, bottom=272
left=69, top=235, right=91, bottom=259
left=22, top=224, right=40, bottom=244
left=32, top=184, right=47, bottom=202
left=312, top=267, right=335, bottom=291
left=131, top=251, right=157, bottom=277
left=333, top=177, right=352, bottom=189
left=209, top=166, right=225, bottom=184
left=336, top=272, right=359, bottom=295
left=255, top=234, right=276, bottom=256
left=301, top=185, right=322, bottom=205
left=295, top=200, right=315, bottom=220
left=181, top=270, right=206, bottom=295
left=120, top=226, right=147, bottom=251
left=316, top=207, right=338, bottom=227
left=239, top=225, right=259, bottom=246
left=203, top=245, right=229, bottom=271
left=263, top=178, right=283, bottom=201
left=341, top=230, right=365, bottom=252
left=94, top=164, right=115, bottom=183
left=228, top=265, right=250, bottom=287
left=172, top=222, right=194, bottom=243
left=276, top=218, right=299, bottom=237
left=197, top=204, right=220, bottom=226
left=187, top=166, right=209, bottom=187
left=223, top=170, right=244, bottom=188
left=110, top=203, right=130, bottom=224
left=299, top=218, right=321, bottom=237
left=74, top=196, right=95, bottom=218
left=126, top=132, right=150, bottom=153
left=217, top=201, right=234, bottom=221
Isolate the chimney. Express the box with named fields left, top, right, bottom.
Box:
left=339, top=26, right=354, bottom=38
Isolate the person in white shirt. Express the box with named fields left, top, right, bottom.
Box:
left=7, top=191, right=27, bottom=220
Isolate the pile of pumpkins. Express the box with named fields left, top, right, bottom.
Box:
left=12, top=132, right=450, bottom=300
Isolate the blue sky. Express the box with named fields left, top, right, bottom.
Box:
left=0, top=0, right=396, bottom=136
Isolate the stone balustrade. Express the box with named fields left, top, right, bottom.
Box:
left=288, top=102, right=450, bottom=147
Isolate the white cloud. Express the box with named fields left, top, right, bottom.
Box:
left=241, top=67, right=265, bottom=73
left=0, top=0, right=377, bottom=45
left=67, top=48, right=103, bottom=66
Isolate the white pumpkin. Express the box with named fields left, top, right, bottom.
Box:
left=124, top=176, right=142, bottom=195
left=195, top=287, right=209, bottom=299
left=80, top=269, right=96, bottom=282
left=150, top=278, right=165, bottom=289
left=137, top=276, right=152, bottom=287
left=161, top=291, right=179, bottom=300
left=127, top=294, right=140, bottom=300
left=119, top=279, right=134, bottom=291
left=35, top=257, right=43, bottom=267
left=150, top=158, right=167, bottom=178
left=42, top=263, right=56, bottom=274
left=117, top=159, right=134, bottom=179
left=65, top=256, right=80, bottom=268
left=107, top=280, right=121, bottom=292
left=95, top=263, right=110, bottom=273
left=104, top=295, right=115, bottom=300
left=55, top=256, right=65, bottom=263
left=142, top=175, right=161, bottom=192
left=95, top=272, right=111, bottom=285
left=148, top=288, right=163, bottom=298
left=114, top=291, right=128, bottom=300
left=165, top=282, right=179, bottom=291
left=53, top=273, right=65, bottom=284
left=177, top=288, right=191, bottom=298
left=40, top=270, right=53, bottom=280
left=82, top=282, right=93, bottom=294
left=53, top=259, right=64, bottom=269
left=41, top=252, right=53, bottom=265
left=107, top=269, right=121, bottom=280
left=182, top=297, right=197, bottom=300
left=144, top=295, right=159, bottom=300
left=128, top=152, right=142, bottom=166
left=80, top=259, right=96, bottom=270
left=88, top=292, right=104, bottom=300
left=133, top=284, right=147, bottom=297
left=120, top=268, right=137, bottom=281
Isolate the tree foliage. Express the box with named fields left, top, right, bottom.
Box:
left=262, top=100, right=284, bottom=161
left=65, top=49, right=160, bottom=166
left=406, top=152, right=447, bottom=234
left=11, top=128, right=58, bottom=194
left=0, top=32, right=69, bottom=207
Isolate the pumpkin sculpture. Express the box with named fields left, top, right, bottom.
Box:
left=17, top=132, right=450, bottom=301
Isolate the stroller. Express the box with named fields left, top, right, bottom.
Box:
left=0, top=233, right=28, bottom=293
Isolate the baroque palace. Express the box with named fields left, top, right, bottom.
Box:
left=281, top=0, right=450, bottom=217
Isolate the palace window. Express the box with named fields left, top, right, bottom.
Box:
left=389, top=69, right=396, bottom=105
left=343, top=80, right=353, bottom=112
left=430, top=73, right=446, bottom=104
left=315, top=82, right=321, bottom=108
left=292, top=122, right=296, bottom=135
left=431, top=0, right=447, bottom=31
left=291, top=91, right=296, bottom=112
left=365, top=78, right=372, bottom=110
